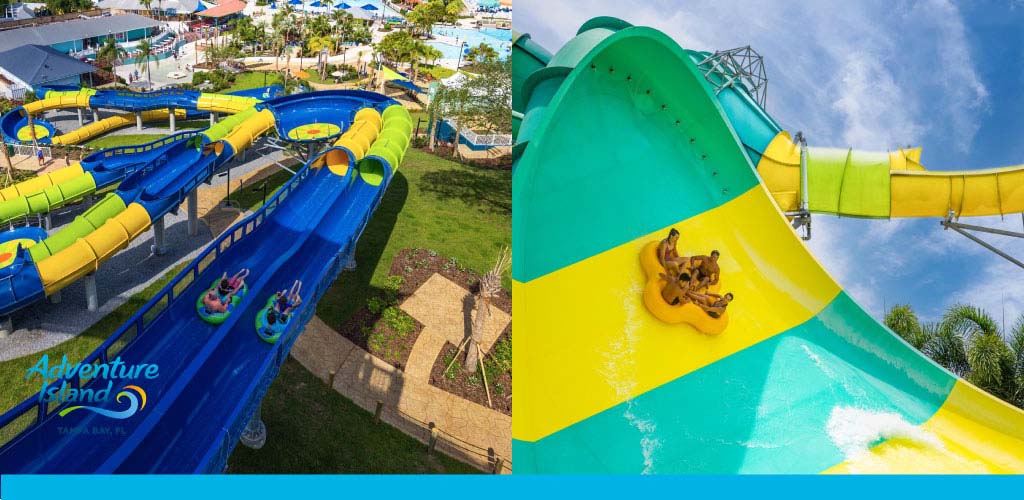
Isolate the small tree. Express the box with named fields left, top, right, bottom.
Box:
left=134, top=39, right=158, bottom=82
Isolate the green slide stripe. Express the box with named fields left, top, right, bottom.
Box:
left=43, top=88, right=96, bottom=99
left=807, top=147, right=891, bottom=218
left=201, top=106, right=257, bottom=143
left=513, top=26, right=758, bottom=282
left=28, top=193, right=127, bottom=261
left=512, top=292, right=957, bottom=473
left=0, top=173, right=98, bottom=225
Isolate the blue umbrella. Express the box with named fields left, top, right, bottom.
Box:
left=310, top=0, right=323, bottom=5
left=335, top=1, right=351, bottom=7
left=289, top=0, right=301, bottom=4
left=269, top=1, right=276, bottom=7
left=360, top=3, right=378, bottom=10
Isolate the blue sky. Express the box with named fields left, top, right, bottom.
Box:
left=516, top=0, right=1024, bottom=328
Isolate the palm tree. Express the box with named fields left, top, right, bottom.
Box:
left=884, top=304, right=929, bottom=350
left=331, top=9, right=351, bottom=56
left=139, top=0, right=153, bottom=16
left=885, top=303, right=1023, bottom=408
left=466, top=43, right=498, bottom=65
left=942, top=304, right=1012, bottom=395
left=96, top=37, right=126, bottom=70
left=134, top=39, right=158, bottom=83
left=1010, top=316, right=1024, bottom=406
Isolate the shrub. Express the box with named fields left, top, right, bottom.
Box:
left=382, top=306, right=415, bottom=335
left=367, top=296, right=387, bottom=315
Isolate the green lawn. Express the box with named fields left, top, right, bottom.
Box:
left=225, top=71, right=276, bottom=93
left=0, top=144, right=508, bottom=473
left=227, top=357, right=480, bottom=474
left=233, top=168, right=296, bottom=212
left=83, top=134, right=166, bottom=150
left=316, top=147, right=511, bottom=328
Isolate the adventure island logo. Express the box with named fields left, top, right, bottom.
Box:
left=26, top=355, right=159, bottom=420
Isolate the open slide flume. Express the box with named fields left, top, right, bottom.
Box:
left=0, top=86, right=281, bottom=316
left=512, top=17, right=1024, bottom=473
left=0, top=89, right=412, bottom=472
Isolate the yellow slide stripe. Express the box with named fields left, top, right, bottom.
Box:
left=0, top=164, right=84, bottom=202
left=22, top=94, right=92, bottom=115
left=318, top=107, right=384, bottom=176
left=196, top=93, right=262, bottom=115
left=51, top=109, right=188, bottom=146
left=759, top=131, right=1024, bottom=217
left=36, top=202, right=152, bottom=294
left=824, top=381, right=1024, bottom=473
left=219, top=109, right=277, bottom=156
left=513, top=184, right=842, bottom=442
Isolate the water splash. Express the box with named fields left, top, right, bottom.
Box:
left=826, top=406, right=943, bottom=461
left=598, top=280, right=661, bottom=474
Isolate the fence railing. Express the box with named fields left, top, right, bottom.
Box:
left=88, top=129, right=200, bottom=162
left=0, top=155, right=315, bottom=452
left=445, top=119, right=512, bottom=147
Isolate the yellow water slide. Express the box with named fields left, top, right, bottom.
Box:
left=758, top=131, right=1024, bottom=218
left=51, top=109, right=188, bottom=146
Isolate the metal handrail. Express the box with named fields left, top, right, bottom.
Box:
left=90, top=130, right=201, bottom=161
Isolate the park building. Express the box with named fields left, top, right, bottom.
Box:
left=0, top=44, right=99, bottom=99
left=0, top=13, right=163, bottom=54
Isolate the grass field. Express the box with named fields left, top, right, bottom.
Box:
left=227, top=357, right=480, bottom=474
left=0, top=143, right=509, bottom=472
left=315, top=147, right=511, bottom=328
left=83, top=134, right=166, bottom=150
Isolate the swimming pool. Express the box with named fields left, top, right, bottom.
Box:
left=428, top=26, right=511, bottom=63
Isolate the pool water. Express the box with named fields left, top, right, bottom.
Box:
left=428, top=26, right=511, bottom=63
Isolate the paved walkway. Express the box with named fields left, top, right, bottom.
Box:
left=291, top=273, right=511, bottom=473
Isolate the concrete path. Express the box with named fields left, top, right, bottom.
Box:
left=290, top=273, right=512, bottom=473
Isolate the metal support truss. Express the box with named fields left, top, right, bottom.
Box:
left=786, top=131, right=812, bottom=241
left=696, top=46, right=769, bottom=109
left=941, top=212, right=1024, bottom=270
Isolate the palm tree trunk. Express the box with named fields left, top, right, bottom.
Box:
left=464, top=295, right=490, bottom=374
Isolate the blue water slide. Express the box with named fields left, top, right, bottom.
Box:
left=0, top=92, right=400, bottom=472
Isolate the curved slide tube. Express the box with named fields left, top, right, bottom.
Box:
left=512, top=17, right=1024, bottom=473
left=0, top=88, right=279, bottom=316
left=679, top=49, right=1024, bottom=219
left=0, top=86, right=279, bottom=228
left=0, top=97, right=412, bottom=473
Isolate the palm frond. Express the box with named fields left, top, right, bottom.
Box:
left=924, top=322, right=970, bottom=377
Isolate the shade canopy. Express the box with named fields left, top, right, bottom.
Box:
left=360, top=3, right=377, bottom=10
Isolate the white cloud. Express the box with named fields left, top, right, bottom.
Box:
left=516, top=1, right=1006, bottom=324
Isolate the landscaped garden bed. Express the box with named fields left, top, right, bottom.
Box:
left=335, top=246, right=512, bottom=415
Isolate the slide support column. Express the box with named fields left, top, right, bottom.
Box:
left=92, top=109, right=100, bottom=122
left=77, top=108, right=84, bottom=127
left=169, top=108, right=176, bottom=132
left=0, top=316, right=11, bottom=338
left=44, top=213, right=52, bottom=231
left=240, top=403, right=267, bottom=449
left=209, top=112, right=217, bottom=126
left=85, top=273, right=98, bottom=312
left=344, top=246, right=357, bottom=270
left=136, top=111, right=143, bottom=131
left=151, top=215, right=167, bottom=255
left=187, top=189, right=198, bottom=236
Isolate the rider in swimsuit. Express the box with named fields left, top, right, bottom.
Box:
left=657, top=228, right=688, bottom=276
left=660, top=272, right=693, bottom=306
left=687, top=291, right=733, bottom=318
